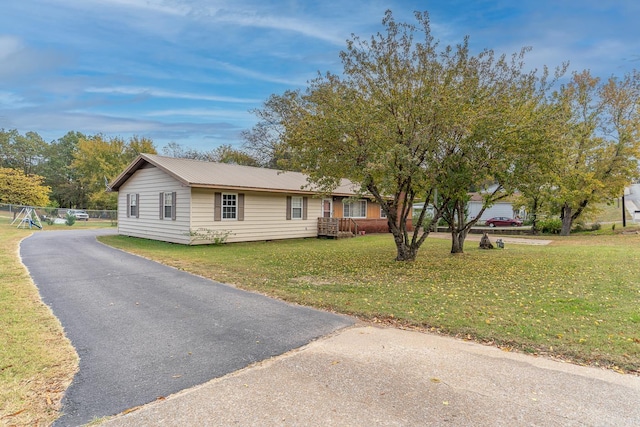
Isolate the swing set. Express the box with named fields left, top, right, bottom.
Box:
left=11, top=207, right=43, bottom=229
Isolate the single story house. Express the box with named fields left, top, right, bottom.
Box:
left=109, top=154, right=396, bottom=244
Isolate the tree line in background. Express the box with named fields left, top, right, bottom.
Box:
left=0, top=130, right=264, bottom=211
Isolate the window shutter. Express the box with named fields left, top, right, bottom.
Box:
left=238, top=193, right=245, bottom=221
left=286, top=196, right=292, bottom=220
left=135, top=194, right=140, bottom=218
left=171, top=192, right=177, bottom=220
left=214, top=192, right=221, bottom=221
left=159, top=192, right=164, bottom=219
left=126, top=194, right=130, bottom=218
left=302, top=197, right=308, bottom=220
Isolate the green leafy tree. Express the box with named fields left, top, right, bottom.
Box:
left=490, top=97, right=566, bottom=235
left=73, top=135, right=157, bottom=209
left=266, top=10, right=555, bottom=259
left=41, top=131, right=86, bottom=208
left=0, top=167, right=50, bottom=206
left=242, top=92, right=300, bottom=168
left=431, top=49, right=561, bottom=252
left=162, top=142, right=259, bottom=166
left=551, top=70, right=640, bottom=235
left=210, top=144, right=260, bottom=166
left=0, top=129, right=48, bottom=175
left=0, top=129, right=19, bottom=167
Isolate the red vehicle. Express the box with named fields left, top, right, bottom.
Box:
left=485, top=217, right=522, bottom=227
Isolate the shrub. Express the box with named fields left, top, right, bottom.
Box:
left=187, top=228, right=232, bottom=245
left=539, top=217, right=562, bottom=234
left=413, top=211, right=434, bottom=230
left=65, top=213, right=76, bottom=226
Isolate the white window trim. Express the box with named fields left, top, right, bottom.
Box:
left=129, top=194, right=137, bottom=217
left=344, top=199, right=367, bottom=218
left=291, top=196, right=303, bottom=220
left=222, top=192, right=238, bottom=221
left=163, top=192, right=173, bottom=220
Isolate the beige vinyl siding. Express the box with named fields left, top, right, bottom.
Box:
left=117, top=166, right=190, bottom=244
left=191, top=188, right=319, bottom=244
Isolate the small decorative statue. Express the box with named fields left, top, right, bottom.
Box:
left=479, top=232, right=494, bottom=249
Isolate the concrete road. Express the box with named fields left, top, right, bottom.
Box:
left=20, top=229, right=353, bottom=426
left=104, top=325, right=640, bottom=426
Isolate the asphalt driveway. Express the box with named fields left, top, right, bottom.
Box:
left=20, top=229, right=353, bottom=426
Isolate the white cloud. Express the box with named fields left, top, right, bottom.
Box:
left=2, top=0, right=639, bottom=151
left=49, top=0, right=189, bottom=16
left=0, top=91, right=30, bottom=108
left=85, top=86, right=261, bottom=103
left=208, top=10, right=347, bottom=45
left=145, top=108, right=253, bottom=121
left=0, top=36, right=23, bottom=60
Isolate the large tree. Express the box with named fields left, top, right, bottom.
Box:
left=242, top=92, right=301, bottom=169
left=266, top=10, right=553, bottom=259
left=0, top=129, right=48, bottom=175
left=40, top=131, right=86, bottom=208
left=162, top=142, right=259, bottom=166
left=428, top=47, right=561, bottom=253
left=73, top=135, right=157, bottom=209
left=0, top=167, right=50, bottom=206
left=551, top=70, right=640, bottom=235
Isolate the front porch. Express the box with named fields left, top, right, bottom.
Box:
left=317, top=217, right=358, bottom=238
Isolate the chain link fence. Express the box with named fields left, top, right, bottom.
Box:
left=0, top=203, right=117, bottom=224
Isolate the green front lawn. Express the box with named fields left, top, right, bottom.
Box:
left=99, top=232, right=640, bottom=373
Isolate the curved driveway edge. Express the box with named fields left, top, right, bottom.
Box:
left=20, top=229, right=353, bottom=426
left=104, top=325, right=640, bottom=426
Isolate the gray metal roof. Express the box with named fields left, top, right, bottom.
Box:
left=109, top=153, right=361, bottom=196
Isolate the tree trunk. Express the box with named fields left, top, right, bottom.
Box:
left=450, top=229, right=467, bottom=254
left=560, top=204, right=572, bottom=236
left=387, top=209, right=418, bottom=261
left=530, top=197, right=539, bottom=235
left=395, top=242, right=417, bottom=261
left=448, top=199, right=468, bottom=254
left=390, top=225, right=418, bottom=261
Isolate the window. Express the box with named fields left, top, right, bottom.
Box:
left=128, top=193, right=138, bottom=218
left=286, top=196, right=307, bottom=220
left=222, top=193, right=237, bottom=220
left=215, top=192, right=244, bottom=221
left=159, top=191, right=176, bottom=220
left=343, top=200, right=367, bottom=218
left=291, top=196, right=303, bottom=219
left=164, top=192, right=173, bottom=219
left=380, top=206, right=387, bottom=218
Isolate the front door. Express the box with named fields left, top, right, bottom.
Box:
left=322, top=198, right=332, bottom=218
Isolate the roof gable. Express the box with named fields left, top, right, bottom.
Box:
left=109, top=154, right=360, bottom=196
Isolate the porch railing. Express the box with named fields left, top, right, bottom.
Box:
left=317, top=217, right=358, bottom=238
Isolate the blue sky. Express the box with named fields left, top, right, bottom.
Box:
left=1, top=0, right=639, bottom=151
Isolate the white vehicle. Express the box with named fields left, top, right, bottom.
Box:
left=66, top=209, right=89, bottom=221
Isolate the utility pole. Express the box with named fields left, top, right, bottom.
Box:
left=622, top=194, right=626, bottom=227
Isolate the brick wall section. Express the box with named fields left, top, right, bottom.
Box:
left=354, top=218, right=414, bottom=234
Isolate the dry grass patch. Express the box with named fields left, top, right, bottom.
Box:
left=0, top=223, right=78, bottom=426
